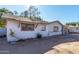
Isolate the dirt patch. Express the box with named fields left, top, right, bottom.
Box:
left=45, top=42, right=79, bottom=54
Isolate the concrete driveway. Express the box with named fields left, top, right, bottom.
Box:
left=0, top=34, right=79, bottom=54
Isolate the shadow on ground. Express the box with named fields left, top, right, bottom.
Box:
left=0, top=34, right=79, bottom=54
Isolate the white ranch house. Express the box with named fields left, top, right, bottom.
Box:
left=67, top=25, right=79, bottom=33
left=1, top=14, right=63, bottom=42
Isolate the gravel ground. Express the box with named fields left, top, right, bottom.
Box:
left=0, top=34, right=79, bottom=54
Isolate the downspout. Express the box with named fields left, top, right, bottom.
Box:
left=61, top=25, right=64, bottom=35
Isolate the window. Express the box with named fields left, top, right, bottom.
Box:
left=21, top=23, right=34, bottom=31
left=41, top=25, right=46, bottom=31
left=53, top=26, right=59, bottom=32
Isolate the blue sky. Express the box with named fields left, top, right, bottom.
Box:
left=0, top=5, right=79, bottom=24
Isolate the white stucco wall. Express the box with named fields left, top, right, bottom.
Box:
left=46, top=22, right=62, bottom=36
left=69, top=27, right=79, bottom=33
left=7, top=20, right=20, bottom=41
left=7, top=20, right=48, bottom=41
left=6, top=20, right=63, bottom=41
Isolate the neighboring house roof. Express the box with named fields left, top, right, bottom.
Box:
left=49, top=20, right=63, bottom=26
left=1, top=13, right=48, bottom=24
left=64, top=25, right=79, bottom=30
left=68, top=25, right=79, bottom=28
left=1, top=13, right=63, bottom=25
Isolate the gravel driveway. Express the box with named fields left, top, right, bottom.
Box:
left=0, top=34, right=79, bottom=54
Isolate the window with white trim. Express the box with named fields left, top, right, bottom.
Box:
left=41, top=25, right=46, bottom=31
left=21, top=23, right=34, bottom=31
left=53, top=26, right=59, bottom=32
